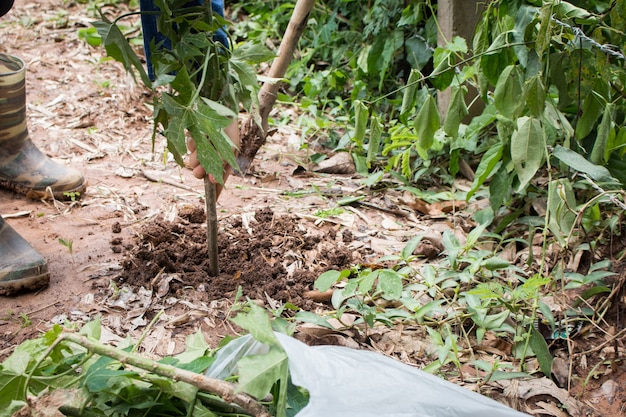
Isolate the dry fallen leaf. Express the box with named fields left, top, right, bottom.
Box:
left=313, top=152, right=356, bottom=174
left=498, top=377, right=588, bottom=417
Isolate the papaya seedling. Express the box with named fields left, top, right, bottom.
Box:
left=91, top=0, right=272, bottom=275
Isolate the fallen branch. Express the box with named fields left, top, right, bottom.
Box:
left=38, top=332, right=271, bottom=417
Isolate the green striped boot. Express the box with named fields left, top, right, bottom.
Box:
left=0, top=216, right=49, bottom=295
left=0, top=53, right=86, bottom=200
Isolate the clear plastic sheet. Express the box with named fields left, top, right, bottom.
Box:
left=206, top=333, right=530, bottom=417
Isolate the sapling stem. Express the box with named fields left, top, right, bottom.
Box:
left=205, top=176, right=220, bottom=276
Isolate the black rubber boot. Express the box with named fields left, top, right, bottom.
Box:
left=0, top=53, right=86, bottom=200
left=0, top=216, right=49, bottom=295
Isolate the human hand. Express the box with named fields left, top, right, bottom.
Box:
left=185, top=120, right=240, bottom=195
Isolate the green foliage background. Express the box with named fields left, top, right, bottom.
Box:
left=230, top=0, right=625, bottom=225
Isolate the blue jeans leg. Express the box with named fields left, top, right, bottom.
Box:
left=139, top=0, right=227, bottom=80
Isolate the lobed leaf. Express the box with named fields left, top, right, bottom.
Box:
left=92, top=18, right=151, bottom=87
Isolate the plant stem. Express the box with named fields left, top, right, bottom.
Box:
left=205, top=176, right=220, bottom=276
left=60, top=333, right=270, bottom=417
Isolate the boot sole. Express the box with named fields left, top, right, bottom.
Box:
left=0, top=178, right=87, bottom=201
left=0, top=270, right=50, bottom=296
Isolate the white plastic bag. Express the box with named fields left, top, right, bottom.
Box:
left=206, top=333, right=529, bottom=417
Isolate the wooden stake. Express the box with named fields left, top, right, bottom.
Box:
left=237, top=0, right=316, bottom=174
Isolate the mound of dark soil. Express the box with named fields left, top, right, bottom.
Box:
left=118, top=207, right=360, bottom=308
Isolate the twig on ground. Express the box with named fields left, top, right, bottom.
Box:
left=141, top=168, right=200, bottom=193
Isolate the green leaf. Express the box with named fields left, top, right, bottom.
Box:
left=446, top=36, right=468, bottom=53
left=405, top=37, right=433, bottom=71
left=170, top=65, right=196, bottom=104
left=480, top=32, right=514, bottom=85
left=487, top=371, right=530, bottom=382
left=536, top=4, right=552, bottom=58
left=236, top=347, right=288, bottom=401
left=442, top=230, right=461, bottom=269
left=547, top=178, right=577, bottom=247
left=78, top=27, right=102, bottom=47
left=552, top=145, right=615, bottom=182
left=414, top=92, right=440, bottom=158
left=367, top=115, right=382, bottom=167
left=377, top=30, right=404, bottom=90
left=231, top=303, right=279, bottom=347
left=354, top=100, right=368, bottom=147
left=84, top=355, right=137, bottom=392
left=401, top=235, right=424, bottom=260
left=232, top=42, right=275, bottom=64
left=165, top=114, right=189, bottom=166
left=576, top=88, right=604, bottom=140
left=78, top=316, right=102, bottom=340
left=482, top=257, right=511, bottom=271
left=443, top=85, right=468, bottom=139
left=315, top=269, right=348, bottom=292
left=579, top=286, right=611, bottom=300
left=230, top=58, right=261, bottom=97
left=6, top=401, right=27, bottom=417
left=172, top=330, right=211, bottom=364
left=467, top=142, right=503, bottom=201
left=608, top=152, right=626, bottom=186
left=524, top=75, right=546, bottom=118
left=494, top=65, right=523, bottom=118
left=400, top=69, right=421, bottom=123
left=529, top=327, right=553, bottom=378
left=554, top=1, right=595, bottom=23
left=358, top=270, right=378, bottom=294
left=0, top=371, right=27, bottom=410
left=590, top=104, right=613, bottom=165
left=92, top=18, right=151, bottom=87
left=188, top=124, right=225, bottom=184
left=431, top=48, right=454, bottom=90
left=194, top=100, right=238, bottom=171
left=377, top=269, right=404, bottom=300
left=511, top=116, right=545, bottom=192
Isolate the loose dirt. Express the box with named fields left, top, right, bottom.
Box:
left=0, top=1, right=625, bottom=416
left=118, top=205, right=359, bottom=309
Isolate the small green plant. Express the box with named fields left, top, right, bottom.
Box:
left=62, top=191, right=81, bottom=202
left=1, top=310, right=14, bottom=321
left=58, top=238, right=74, bottom=260
left=313, top=207, right=344, bottom=218
left=564, top=259, right=617, bottom=289
left=18, top=312, right=31, bottom=328
left=303, top=222, right=561, bottom=377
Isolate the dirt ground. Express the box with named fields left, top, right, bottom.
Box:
left=0, top=1, right=625, bottom=416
